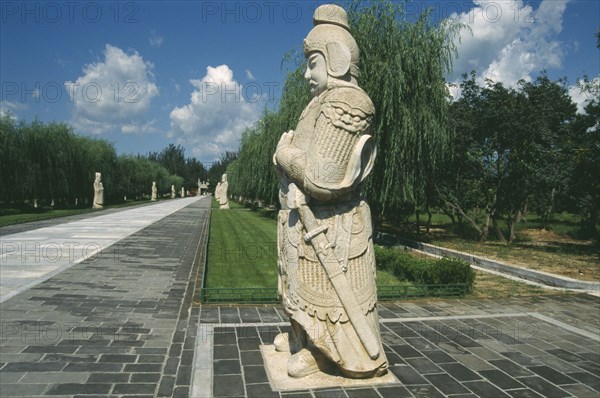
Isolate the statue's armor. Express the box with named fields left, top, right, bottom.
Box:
left=276, top=83, right=386, bottom=375
left=276, top=83, right=375, bottom=202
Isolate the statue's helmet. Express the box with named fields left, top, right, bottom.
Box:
left=304, top=4, right=359, bottom=79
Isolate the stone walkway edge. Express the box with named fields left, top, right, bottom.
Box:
left=379, top=233, right=599, bottom=292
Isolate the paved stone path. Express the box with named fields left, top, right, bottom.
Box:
left=0, top=198, right=203, bottom=302
left=197, top=296, right=600, bottom=398
left=0, top=198, right=210, bottom=397
left=0, top=198, right=598, bottom=397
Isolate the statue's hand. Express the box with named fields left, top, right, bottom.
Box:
left=273, top=130, right=295, bottom=165
left=277, top=130, right=294, bottom=150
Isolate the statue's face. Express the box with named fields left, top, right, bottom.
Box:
left=305, top=52, right=328, bottom=97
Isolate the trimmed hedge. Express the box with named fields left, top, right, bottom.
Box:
left=374, top=245, right=475, bottom=293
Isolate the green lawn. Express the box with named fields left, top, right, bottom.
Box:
left=206, top=200, right=278, bottom=288
left=204, top=201, right=568, bottom=298
left=210, top=197, right=245, bottom=209
left=206, top=199, right=410, bottom=289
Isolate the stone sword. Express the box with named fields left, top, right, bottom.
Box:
left=292, top=186, right=381, bottom=360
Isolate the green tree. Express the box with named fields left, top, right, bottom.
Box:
left=227, top=0, right=461, bottom=220
left=568, top=77, right=600, bottom=236
left=348, top=0, right=462, bottom=227
left=208, top=151, right=238, bottom=194
left=157, top=144, right=186, bottom=176
left=438, top=72, right=577, bottom=242
left=184, top=157, right=207, bottom=192
left=0, top=115, right=24, bottom=203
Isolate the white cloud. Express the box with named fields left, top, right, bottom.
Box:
left=149, top=30, right=164, bottom=48
left=568, top=77, right=600, bottom=114
left=0, top=100, right=27, bottom=120
left=65, top=44, right=159, bottom=135
left=121, top=120, right=158, bottom=134
left=169, top=65, right=261, bottom=160
left=245, top=69, right=255, bottom=80
left=449, top=0, right=569, bottom=87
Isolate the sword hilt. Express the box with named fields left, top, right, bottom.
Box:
left=304, top=225, right=328, bottom=242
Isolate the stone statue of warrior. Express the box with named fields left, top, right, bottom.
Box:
left=151, top=182, right=157, bottom=201
left=218, top=174, right=230, bottom=209
left=92, top=172, right=104, bottom=209
left=273, top=4, right=387, bottom=379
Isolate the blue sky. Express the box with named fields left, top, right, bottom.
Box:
left=1, top=0, right=598, bottom=162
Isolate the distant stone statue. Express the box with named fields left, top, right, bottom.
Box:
left=272, top=5, right=386, bottom=379
left=171, top=185, right=176, bottom=198
left=93, top=172, right=104, bottom=209
left=214, top=182, right=221, bottom=201
left=151, top=182, right=157, bottom=201
left=181, top=187, right=185, bottom=198
left=217, top=174, right=229, bottom=209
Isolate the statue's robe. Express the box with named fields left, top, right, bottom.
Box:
left=275, top=82, right=387, bottom=377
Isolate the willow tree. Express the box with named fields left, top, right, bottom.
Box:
left=0, top=115, right=24, bottom=203
left=347, top=0, right=462, bottom=225
left=227, top=66, right=310, bottom=205
left=226, top=0, right=460, bottom=216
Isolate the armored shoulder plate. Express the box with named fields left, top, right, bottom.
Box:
left=322, top=86, right=375, bottom=134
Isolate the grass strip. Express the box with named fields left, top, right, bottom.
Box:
left=0, top=198, right=176, bottom=227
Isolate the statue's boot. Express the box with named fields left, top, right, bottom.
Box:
left=273, top=333, right=289, bottom=352
left=287, top=348, right=320, bottom=378
left=273, top=332, right=302, bottom=354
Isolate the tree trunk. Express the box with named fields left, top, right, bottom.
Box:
left=441, top=206, right=456, bottom=224
left=543, top=188, right=555, bottom=229
left=521, top=198, right=528, bottom=223
left=492, top=215, right=507, bottom=243
left=426, top=209, right=433, bottom=234
left=509, top=198, right=528, bottom=242
left=585, top=201, right=599, bottom=234
left=508, top=213, right=519, bottom=243
left=479, top=213, right=491, bottom=243
left=435, top=186, right=480, bottom=234
left=415, top=210, right=421, bottom=239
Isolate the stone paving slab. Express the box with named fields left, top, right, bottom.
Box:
left=0, top=201, right=163, bottom=237
left=0, top=197, right=204, bottom=302
left=0, top=198, right=210, bottom=397
left=197, top=295, right=599, bottom=397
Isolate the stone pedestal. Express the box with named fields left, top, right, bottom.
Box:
left=260, top=345, right=398, bottom=392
